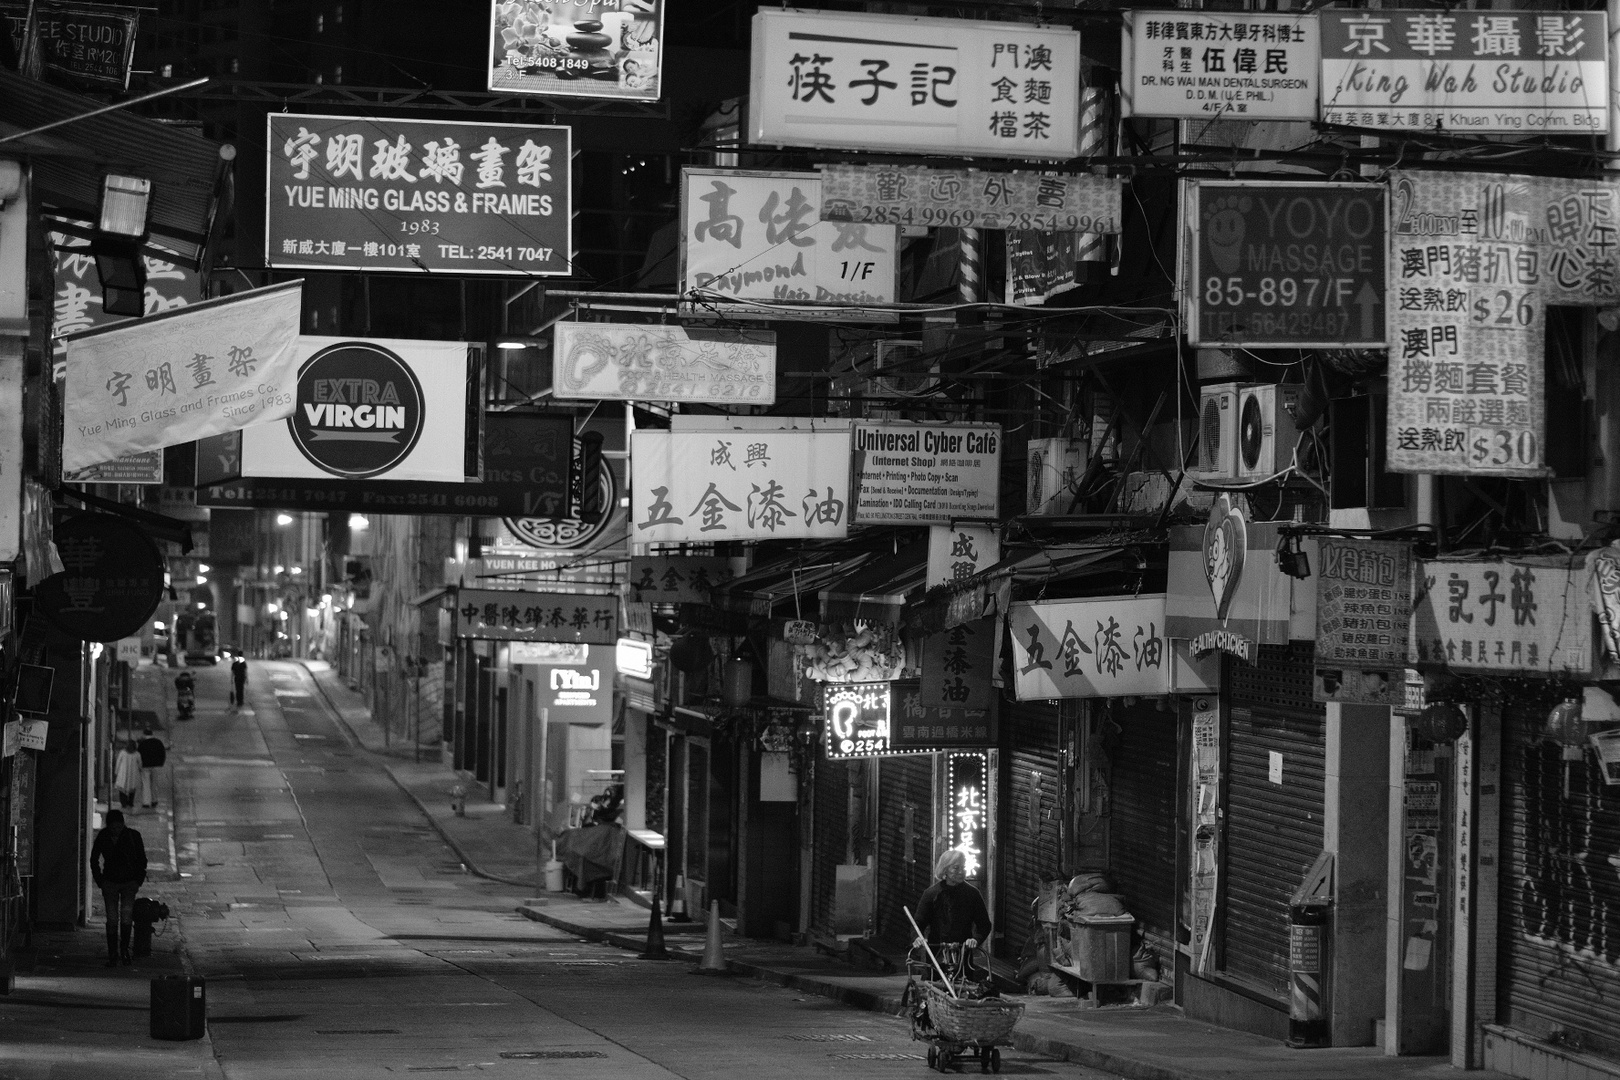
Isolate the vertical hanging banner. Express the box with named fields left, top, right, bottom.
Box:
left=926, top=524, right=1000, bottom=587
left=487, top=0, right=663, bottom=101
left=1120, top=10, right=1319, bottom=120
left=946, top=751, right=989, bottom=879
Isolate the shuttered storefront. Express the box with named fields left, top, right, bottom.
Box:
left=1500, top=700, right=1620, bottom=1061
left=1111, top=700, right=1180, bottom=960
left=1221, top=643, right=1326, bottom=1003
left=875, top=754, right=935, bottom=949
left=999, top=698, right=1063, bottom=961
left=810, top=755, right=849, bottom=935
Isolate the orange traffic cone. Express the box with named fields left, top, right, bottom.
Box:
left=692, top=900, right=731, bottom=976
left=638, top=897, right=669, bottom=961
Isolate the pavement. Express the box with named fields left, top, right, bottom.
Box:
left=294, top=659, right=1513, bottom=1080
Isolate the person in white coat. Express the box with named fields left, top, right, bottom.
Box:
left=113, top=739, right=141, bottom=808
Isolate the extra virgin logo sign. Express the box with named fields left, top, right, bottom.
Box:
left=289, top=341, right=425, bottom=478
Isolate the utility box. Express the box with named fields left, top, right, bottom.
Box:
left=150, top=975, right=206, bottom=1040
left=1069, top=914, right=1134, bottom=982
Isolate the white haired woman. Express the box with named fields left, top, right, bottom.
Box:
left=913, top=848, right=992, bottom=981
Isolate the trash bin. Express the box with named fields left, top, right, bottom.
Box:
left=150, top=975, right=206, bottom=1040
left=1071, top=914, right=1134, bottom=982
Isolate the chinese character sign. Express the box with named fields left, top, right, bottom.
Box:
left=456, top=587, right=617, bottom=644
left=1121, top=11, right=1319, bottom=121
left=1, top=2, right=140, bottom=89
left=920, top=617, right=994, bottom=711
left=1315, top=538, right=1413, bottom=666
left=1409, top=558, right=1591, bottom=674
left=487, top=0, right=663, bottom=101
left=51, top=232, right=198, bottom=339
left=851, top=422, right=1001, bottom=525
left=750, top=9, right=1081, bottom=159
left=630, top=429, right=851, bottom=543
left=1320, top=10, right=1608, bottom=134
left=62, top=281, right=303, bottom=473
left=946, top=752, right=989, bottom=879
left=266, top=114, right=571, bottom=275
left=553, top=322, right=776, bottom=404
left=1008, top=596, right=1171, bottom=700
left=819, top=165, right=1120, bottom=234
left=926, top=524, right=999, bottom=588
left=681, top=169, right=898, bottom=314
left=824, top=682, right=897, bottom=759
left=890, top=679, right=997, bottom=751
left=629, top=555, right=735, bottom=604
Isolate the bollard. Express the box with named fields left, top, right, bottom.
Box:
left=449, top=784, right=466, bottom=817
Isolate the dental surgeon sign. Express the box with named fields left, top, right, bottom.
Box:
left=266, top=114, right=571, bottom=275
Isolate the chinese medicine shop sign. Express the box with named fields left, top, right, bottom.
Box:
left=1320, top=10, right=1608, bottom=134
left=749, top=9, right=1081, bottom=159
left=1184, top=181, right=1387, bottom=348
left=851, top=421, right=1001, bottom=525
left=266, top=114, right=571, bottom=275
left=1121, top=10, right=1319, bottom=121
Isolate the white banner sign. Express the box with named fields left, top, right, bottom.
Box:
left=681, top=168, right=898, bottom=316
left=750, top=9, right=1081, bottom=159
left=1008, top=595, right=1171, bottom=700
left=927, top=524, right=1000, bottom=587
left=1121, top=10, right=1319, bottom=121
left=630, top=429, right=851, bottom=543
left=15, top=719, right=46, bottom=752
left=1410, top=559, right=1591, bottom=674
left=553, top=322, right=776, bottom=404
left=62, top=281, right=303, bottom=472
left=851, top=421, right=1001, bottom=525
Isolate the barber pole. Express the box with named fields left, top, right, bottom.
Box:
left=1076, top=88, right=1110, bottom=264
left=957, top=228, right=982, bottom=305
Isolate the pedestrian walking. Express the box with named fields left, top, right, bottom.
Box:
left=231, top=652, right=248, bottom=708
left=136, top=727, right=166, bottom=809
left=913, top=849, right=993, bottom=983
left=90, top=809, right=147, bottom=967
left=113, top=738, right=141, bottom=808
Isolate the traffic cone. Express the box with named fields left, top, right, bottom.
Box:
left=638, top=897, right=669, bottom=961
left=693, top=900, right=731, bottom=976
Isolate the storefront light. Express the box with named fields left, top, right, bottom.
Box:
left=197, top=563, right=211, bottom=573
left=348, top=514, right=369, bottom=530
left=290, top=566, right=302, bottom=575
left=274, top=564, right=285, bottom=574
left=276, top=513, right=294, bottom=526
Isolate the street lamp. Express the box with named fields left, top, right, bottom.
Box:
left=92, top=174, right=151, bottom=317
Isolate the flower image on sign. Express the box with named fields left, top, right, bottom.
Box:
left=553, top=322, right=776, bottom=404
left=680, top=168, right=898, bottom=316
left=1316, top=538, right=1413, bottom=666
left=457, top=588, right=616, bottom=644
left=62, top=281, right=303, bottom=473
left=1121, top=10, right=1319, bottom=121
left=266, top=114, right=571, bottom=276
left=819, top=165, right=1120, bottom=234
left=750, top=9, right=1081, bottom=159
left=631, top=429, right=851, bottom=544
left=851, top=421, right=1001, bottom=525
left=1320, top=10, right=1608, bottom=134
left=1410, top=558, right=1591, bottom=674
left=487, top=0, right=662, bottom=101
left=1008, top=595, right=1170, bottom=700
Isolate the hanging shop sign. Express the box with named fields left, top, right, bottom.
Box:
left=1590, top=729, right=1620, bottom=786
left=920, top=617, right=995, bottom=711
left=630, top=429, right=851, bottom=543
left=1120, top=10, right=1319, bottom=121
left=750, top=9, right=1082, bottom=160
left=62, top=450, right=163, bottom=485
left=819, top=164, right=1120, bottom=234
left=553, top=321, right=776, bottom=404
left=61, top=281, right=304, bottom=473
left=487, top=0, right=663, bottom=101
left=629, top=554, right=735, bottom=604
left=508, top=641, right=589, bottom=665
left=823, top=681, right=908, bottom=760
left=240, top=336, right=479, bottom=483
left=51, top=232, right=199, bottom=338
left=851, top=421, right=1001, bottom=525
left=926, top=524, right=1000, bottom=588
left=1410, top=558, right=1591, bottom=674
left=679, top=168, right=898, bottom=317
left=1589, top=544, right=1620, bottom=664
left=1165, top=496, right=1295, bottom=662
left=539, top=649, right=615, bottom=724
left=266, top=114, right=571, bottom=276
left=1008, top=595, right=1170, bottom=700
left=890, top=679, right=997, bottom=751
left=1182, top=180, right=1387, bottom=349
left=34, top=513, right=165, bottom=642
left=456, top=587, right=616, bottom=644
left=477, top=412, right=575, bottom=519
left=1006, top=232, right=1081, bottom=307
left=1315, top=538, right=1413, bottom=666
left=1, top=2, right=139, bottom=89
left=615, top=637, right=654, bottom=679
left=1320, top=10, right=1608, bottom=134
left=946, top=751, right=989, bottom=878
left=500, top=414, right=627, bottom=558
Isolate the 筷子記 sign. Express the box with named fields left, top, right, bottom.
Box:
left=851, top=421, right=1001, bottom=525
left=1315, top=538, right=1413, bottom=667
left=750, top=9, right=1081, bottom=159
left=1410, top=558, right=1591, bottom=674
left=487, top=0, right=662, bottom=101
left=552, top=322, right=776, bottom=404
left=266, top=114, right=571, bottom=276
left=1320, top=10, right=1608, bottom=134
left=1184, top=181, right=1386, bottom=348
left=1121, top=10, right=1319, bottom=121
left=1008, top=595, right=1171, bottom=700
left=819, top=165, right=1120, bottom=234
left=456, top=587, right=616, bottom=644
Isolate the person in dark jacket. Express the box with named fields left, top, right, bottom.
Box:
left=136, top=727, right=165, bottom=808
left=914, top=848, right=993, bottom=979
left=90, top=810, right=147, bottom=967
left=230, top=653, right=248, bottom=708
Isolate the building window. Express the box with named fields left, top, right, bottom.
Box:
left=333, top=64, right=342, bottom=84
left=335, top=4, right=342, bottom=23
left=230, top=57, right=239, bottom=74
left=161, top=63, right=173, bottom=78
left=315, top=12, right=323, bottom=32
left=313, top=71, right=323, bottom=84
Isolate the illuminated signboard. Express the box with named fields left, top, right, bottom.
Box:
left=616, top=637, right=654, bottom=680
left=823, top=682, right=895, bottom=760
left=947, top=751, right=988, bottom=879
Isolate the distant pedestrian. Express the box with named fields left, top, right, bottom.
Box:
left=113, top=739, right=141, bottom=808
left=231, top=653, right=248, bottom=708
left=90, top=809, right=147, bottom=967
left=136, top=727, right=166, bottom=808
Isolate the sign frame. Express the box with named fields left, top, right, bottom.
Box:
left=1120, top=9, right=1320, bottom=122
left=553, top=322, right=776, bottom=405
left=850, top=420, right=1002, bottom=526
left=818, top=164, right=1121, bottom=234
left=486, top=0, right=664, bottom=102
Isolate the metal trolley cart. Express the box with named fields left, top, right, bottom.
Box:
left=904, top=909, right=1023, bottom=1073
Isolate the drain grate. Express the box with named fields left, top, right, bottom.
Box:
left=316, top=1029, right=401, bottom=1035
left=555, top=960, right=616, bottom=966
left=829, top=1053, right=926, bottom=1060
left=499, top=1051, right=607, bottom=1060
left=782, top=1033, right=873, bottom=1042
left=405, top=1068, right=466, bottom=1073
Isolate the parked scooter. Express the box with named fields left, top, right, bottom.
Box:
left=174, top=670, right=195, bottom=721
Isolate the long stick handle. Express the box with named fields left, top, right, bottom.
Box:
left=903, top=905, right=958, bottom=998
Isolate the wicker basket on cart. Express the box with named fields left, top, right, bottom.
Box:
left=923, top=983, right=1024, bottom=1044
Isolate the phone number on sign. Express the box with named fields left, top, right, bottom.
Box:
left=852, top=205, right=1115, bottom=232
left=1201, top=310, right=1352, bottom=338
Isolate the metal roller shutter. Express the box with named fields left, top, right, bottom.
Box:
left=810, top=756, right=848, bottom=935
left=875, top=754, right=935, bottom=949
left=999, top=699, right=1063, bottom=961
left=1222, top=643, right=1326, bottom=1003
left=1111, top=702, right=1179, bottom=960
left=1500, top=701, right=1620, bottom=1060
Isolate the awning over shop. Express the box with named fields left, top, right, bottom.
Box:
left=0, top=68, right=230, bottom=267
left=904, top=541, right=1146, bottom=634
left=818, top=537, right=929, bottom=625
left=408, top=586, right=453, bottom=607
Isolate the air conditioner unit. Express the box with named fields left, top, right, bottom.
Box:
left=1195, top=382, right=1241, bottom=480
left=1026, top=438, right=1087, bottom=515
left=1236, top=383, right=1305, bottom=480
left=866, top=340, right=936, bottom=415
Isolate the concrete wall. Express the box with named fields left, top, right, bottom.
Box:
left=1325, top=702, right=1391, bottom=1046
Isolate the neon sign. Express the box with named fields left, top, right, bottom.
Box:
left=947, top=751, right=988, bottom=879
left=823, top=682, right=892, bottom=759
